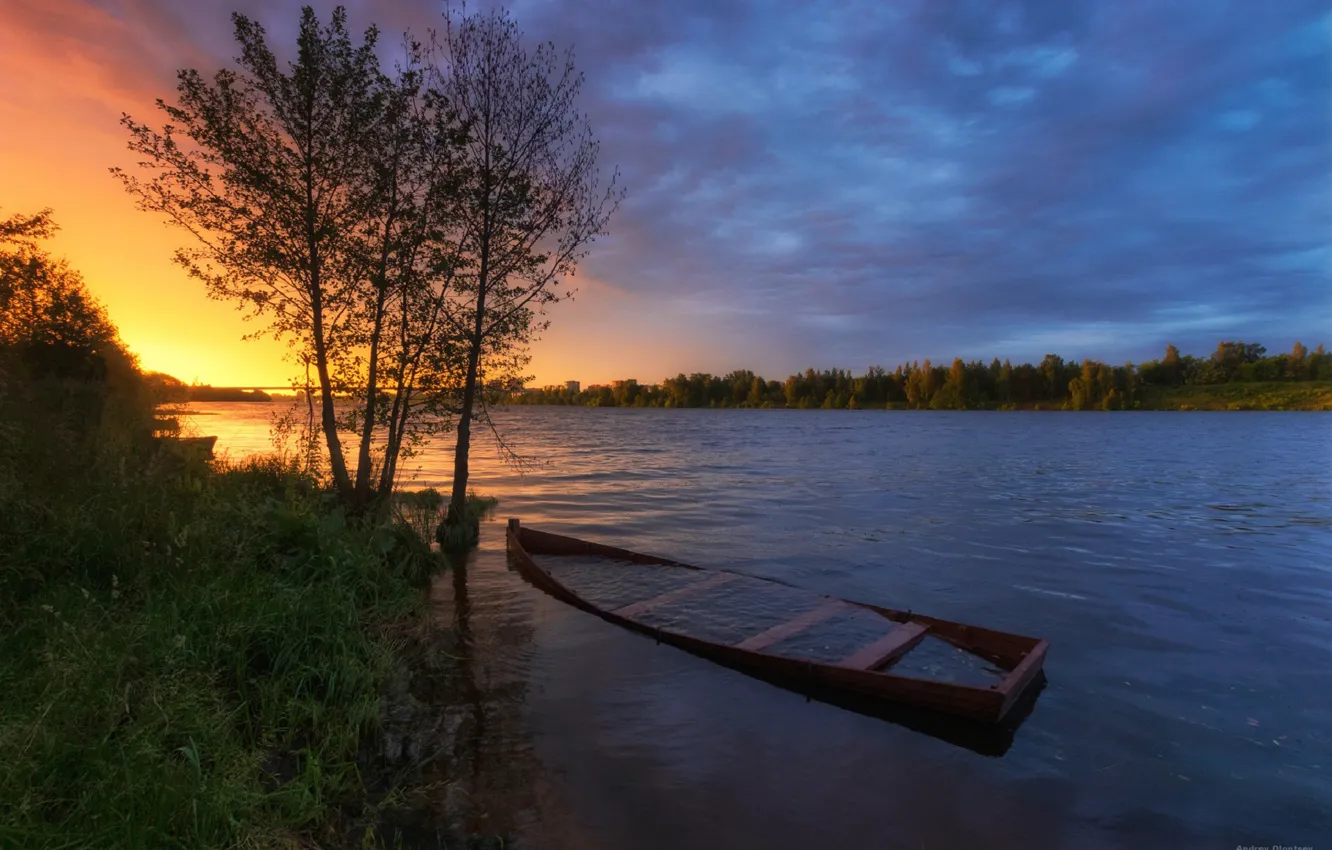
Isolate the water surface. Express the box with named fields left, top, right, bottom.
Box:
left=184, top=404, right=1332, bottom=848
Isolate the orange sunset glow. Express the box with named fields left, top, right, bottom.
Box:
left=0, top=2, right=717, bottom=389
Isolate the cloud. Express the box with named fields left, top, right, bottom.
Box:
left=515, top=0, right=1331, bottom=368
left=2, top=0, right=1327, bottom=382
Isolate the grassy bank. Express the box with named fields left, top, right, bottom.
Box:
left=0, top=362, right=478, bottom=847
left=0, top=448, right=446, bottom=847
left=1139, top=380, right=1332, bottom=411
left=0, top=212, right=507, bottom=847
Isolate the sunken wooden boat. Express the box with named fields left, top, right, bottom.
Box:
left=506, top=520, right=1048, bottom=728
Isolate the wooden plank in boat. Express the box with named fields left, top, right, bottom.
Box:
left=506, top=520, right=1049, bottom=730
left=996, top=639, right=1049, bottom=703
left=733, top=599, right=848, bottom=652
left=612, top=571, right=738, bottom=618
left=837, top=621, right=930, bottom=670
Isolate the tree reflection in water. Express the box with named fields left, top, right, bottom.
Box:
left=371, top=531, right=597, bottom=848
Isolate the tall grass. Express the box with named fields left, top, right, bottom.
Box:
left=0, top=365, right=444, bottom=847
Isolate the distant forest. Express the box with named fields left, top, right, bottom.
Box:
left=507, top=341, right=1331, bottom=410
left=144, top=373, right=272, bottom=403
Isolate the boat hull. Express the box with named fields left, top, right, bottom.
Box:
left=505, top=520, right=1048, bottom=729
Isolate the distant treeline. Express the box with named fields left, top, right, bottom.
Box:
left=145, top=372, right=272, bottom=402
left=508, top=341, right=1331, bottom=410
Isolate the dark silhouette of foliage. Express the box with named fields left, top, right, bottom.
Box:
left=115, top=6, right=472, bottom=516
left=0, top=209, right=131, bottom=383
left=431, top=7, right=620, bottom=538
left=116, top=4, right=618, bottom=530
left=0, top=209, right=156, bottom=483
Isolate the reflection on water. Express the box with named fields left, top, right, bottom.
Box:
left=374, top=541, right=578, bottom=847
left=184, top=404, right=1332, bottom=847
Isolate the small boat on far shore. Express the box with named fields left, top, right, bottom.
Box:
left=506, top=520, right=1048, bottom=740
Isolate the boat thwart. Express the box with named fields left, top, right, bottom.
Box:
left=505, top=520, right=1048, bottom=726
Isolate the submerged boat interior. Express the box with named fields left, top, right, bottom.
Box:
left=505, top=520, right=1049, bottom=754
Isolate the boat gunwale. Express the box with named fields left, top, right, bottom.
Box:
left=505, top=520, right=1047, bottom=724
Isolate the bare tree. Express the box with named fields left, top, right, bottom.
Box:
left=114, top=6, right=469, bottom=516
left=432, top=7, right=621, bottom=541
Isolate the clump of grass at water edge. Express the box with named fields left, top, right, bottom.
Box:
left=0, top=436, right=456, bottom=846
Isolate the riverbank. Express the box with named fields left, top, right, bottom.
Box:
left=1138, top=380, right=1332, bottom=410
left=0, top=370, right=497, bottom=846
left=0, top=449, right=451, bottom=847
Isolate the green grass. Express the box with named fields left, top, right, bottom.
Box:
left=1140, top=380, right=1332, bottom=411
left=0, top=457, right=441, bottom=848
left=392, top=487, right=496, bottom=552
left=0, top=370, right=455, bottom=848
left=435, top=492, right=500, bottom=552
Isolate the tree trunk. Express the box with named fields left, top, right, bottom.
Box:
left=443, top=119, right=495, bottom=543
left=310, top=284, right=352, bottom=497
left=377, top=387, right=406, bottom=497
left=352, top=281, right=389, bottom=512
left=446, top=382, right=475, bottom=527
left=445, top=308, right=484, bottom=532
left=301, top=103, right=351, bottom=501
left=444, top=225, right=490, bottom=538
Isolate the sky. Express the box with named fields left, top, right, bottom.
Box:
left=1, top=0, right=1329, bottom=387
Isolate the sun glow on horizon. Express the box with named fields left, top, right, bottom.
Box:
left=0, top=47, right=670, bottom=389
left=0, top=1, right=651, bottom=391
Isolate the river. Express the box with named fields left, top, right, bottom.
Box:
left=181, top=403, right=1331, bottom=848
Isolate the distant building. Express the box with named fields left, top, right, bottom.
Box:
left=565, top=380, right=580, bottom=394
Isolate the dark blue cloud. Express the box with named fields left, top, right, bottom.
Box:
left=508, top=0, right=1331, bottom=367
left=38, top=0, right=1332, bottom=371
